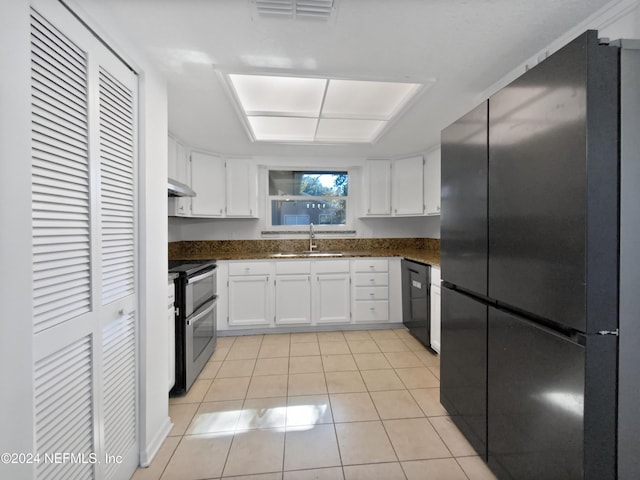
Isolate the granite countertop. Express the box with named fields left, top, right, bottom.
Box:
left=173, top=248, right=439, bottom=266
left=169, top=238, right=440, bottom=267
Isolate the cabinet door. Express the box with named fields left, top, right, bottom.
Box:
left=430, top=284, right=441, bottom=353
left=228, top=275, right=271, bottom=326
left=363, top=159, right=392, bottom=215
left=275, top=275, right=311, bottom=325
left=191, top=152, right=225, bottom=217
left=393, top=156, right=424, bottom=215
left=315, top=274, right=351, bottom=323
left=424, top=148, right=441, bottom=215
left=174, top=141, right=191, bottom=216
left=175, top=141, right=190, bottom=184
left=168, top=135, right=178, bottom=180
left=226, top=159, right=258, bottom=217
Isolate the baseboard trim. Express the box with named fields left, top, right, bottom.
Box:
left=218, top=322, right=405, bottom=337
left=139, top=416, right=173, bottom=467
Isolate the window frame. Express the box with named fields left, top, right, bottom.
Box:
left=266, top=168, right=353, bottom=231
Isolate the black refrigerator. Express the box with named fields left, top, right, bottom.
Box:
left=440, top=31, right=640, bottom=480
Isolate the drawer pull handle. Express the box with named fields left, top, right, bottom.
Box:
left=369, top=307, right=375, bottom=311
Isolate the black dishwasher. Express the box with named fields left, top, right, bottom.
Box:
left=401, top=259, right=431, bottom=348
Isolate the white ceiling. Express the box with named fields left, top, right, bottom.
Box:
left=74, top=0, right=615, bottom=157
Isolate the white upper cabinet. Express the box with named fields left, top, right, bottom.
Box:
left=168, top=136, right=192, bottom=217
left=424, top=148, right=441, bottom=215
left=172, top=149, right=258, bottom=218
left=363, top=156, right=428, bottom=217
left=191, top=152, right=225, bottom=217
left=363, top=159, right=392, bottom=215
left=393, top=155, right=425, bottom=215
left=168, top=136, right=178, bottom=180
left=176, top=141, right=190, bottom=185
left=226, top=159, right=258, bottom=217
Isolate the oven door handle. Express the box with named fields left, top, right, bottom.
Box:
left=186, top=298, right=216, bottom=326
left=187, top=267, right=215, bottom=285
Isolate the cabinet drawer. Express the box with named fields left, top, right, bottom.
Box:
left=355, top=272, right=389, bottom=286
left=430, top=266, right=441, bottom=286
left=229, top=261, right=271, bottom=276
left=314, top=259, right=350, bottom=274
left=355, top=286, right=388, bottom=301
left=354, top=300, right=389, bottom=322
left=354, top=258, right=388, bottom=272
left=275, top=260, right=311, bottom=275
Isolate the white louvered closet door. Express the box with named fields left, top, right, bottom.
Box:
left=95, top=52, right=138, bottom=480
left=30, top=2, right=138, bottom=480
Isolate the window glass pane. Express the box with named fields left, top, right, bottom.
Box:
left=271, top=199, right=347, bottom=226
left=269, top=171, right=348, bottom=196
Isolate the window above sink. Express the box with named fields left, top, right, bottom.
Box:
left=268, top=169, right=351, bottom=229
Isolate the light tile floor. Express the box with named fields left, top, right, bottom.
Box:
left=132, top=329, right=497, bottom=480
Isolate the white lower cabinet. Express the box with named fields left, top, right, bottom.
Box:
left=222, top=257, right=402, bottom=331
left=353, top=259, right=389, bottom=322
left=313, top=259, right=351, bottom=324
left=430, top=266, right=441, bottom=353
left=315, top=274, right=351, bottom=323
left=275, top=261, right=311, bottom=325
left=228, top=262, right=272, bottom=326
left=354, top=300, right=390, bottom=322
left=275, top=275, right=312, bottom=324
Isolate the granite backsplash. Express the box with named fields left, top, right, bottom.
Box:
left=169, top=237, right=440, bottom=260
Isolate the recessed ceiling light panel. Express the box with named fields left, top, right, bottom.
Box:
left=322, top=80, right=421, bottom=120
left=229, top=74, right=326, bottom=116
left=248, top=116, right=318, bottom=141
left=315, top=118, right=386, bottom=142
left=225, top=72, right=428, bottom=144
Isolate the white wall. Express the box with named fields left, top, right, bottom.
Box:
left=600, top=1, right=640, bottom=37
left=169, top=154, right=441, bottom=241
left=66, top=0, right=172, bottom=466
left=136, top=70, right=172, bottom=465
left=476, top=0, right=640, bottom=103
left=0, top=2, right=35, bottom=479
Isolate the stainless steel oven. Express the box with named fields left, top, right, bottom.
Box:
left=169, top=260, right=217, bottom=395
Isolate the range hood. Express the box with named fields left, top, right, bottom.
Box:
left=168, top=178, right=196, bottom=197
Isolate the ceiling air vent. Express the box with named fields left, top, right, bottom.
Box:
left=253, top=0, right=337, bottom=21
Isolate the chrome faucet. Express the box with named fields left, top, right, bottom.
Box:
left=309, top=223, right=318, bottom=252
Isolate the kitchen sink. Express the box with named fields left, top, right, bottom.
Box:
left=270, top=252, right=345, bottom=258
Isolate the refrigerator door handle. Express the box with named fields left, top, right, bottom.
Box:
left=597, top=329, right=619, bottom=336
